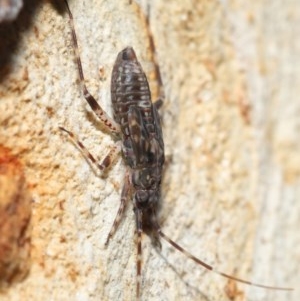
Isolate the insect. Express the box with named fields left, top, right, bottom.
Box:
left=60, top=1, right=293, bottom=299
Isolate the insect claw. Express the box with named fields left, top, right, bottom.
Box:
left=104, top=235, right=111, bottom=247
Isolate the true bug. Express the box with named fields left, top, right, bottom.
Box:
left=59, top=1, right=293, bottom=299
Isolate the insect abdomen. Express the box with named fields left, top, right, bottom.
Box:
left=111, top=47, right=154, bottom=137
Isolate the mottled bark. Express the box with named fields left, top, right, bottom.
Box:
left=0, top=0, right=298, bottom=300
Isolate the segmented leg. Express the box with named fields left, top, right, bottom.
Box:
left=143, top=3, right=164, bottom=102
left=135, top=208, right=143, bottom=301
left=59, top=127, right=120, bottom=173
left=63, top=0, right=120, bottom=136
left=131, top=1, right=165, bottom=103
left=154, top=98, right=163, bottom=110
left=105, top=172, right=131, bottom=245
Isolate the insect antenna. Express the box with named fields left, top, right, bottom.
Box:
left=156, top=229, right=293, bottom=291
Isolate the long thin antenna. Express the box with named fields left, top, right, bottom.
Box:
left=158, top=229, right=293, bottom=291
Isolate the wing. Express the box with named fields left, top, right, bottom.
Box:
left=126, top=105, right=164, bottom=168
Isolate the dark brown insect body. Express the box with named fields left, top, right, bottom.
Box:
left=60, top=1, right=293, bottom=300
left=111, top=48, right=164, bottom=212
left=110, top=47, right=165, bottom=296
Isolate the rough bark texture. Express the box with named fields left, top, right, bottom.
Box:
left=0, top=0, right=298, bottom=300
left=0, top=145, right=31, bottom=288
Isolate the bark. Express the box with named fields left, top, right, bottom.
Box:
left=0, top=0, right=298, bottom=300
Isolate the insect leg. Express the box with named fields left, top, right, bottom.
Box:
left=63, top=0, right=120, bottom=136
left=141, top=3, right=165, bottom=113
left=153, top=98, right=163, bottom=110
left=105, top=172, right=131, bottom=245
left=144, top=6, right=164, bottom=100
left=59, top=127, right=120, bottom=173
left=131, top=1, right=164, bottom=105
left=135, top=208, right=143, bottom=301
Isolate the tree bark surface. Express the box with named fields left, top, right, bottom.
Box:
left=0, top=0, right=298, bottom=300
